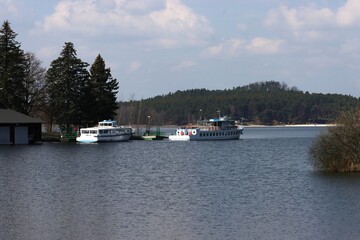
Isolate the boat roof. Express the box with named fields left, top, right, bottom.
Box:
left=99, top=120, right=117, bottom=123
left=208, top=117, right=234, bottom=122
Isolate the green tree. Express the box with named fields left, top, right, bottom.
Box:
left=87, top=54, right=119, bottom=124
left=46, top=42, right=90, bottom=131
left=0, top=20, right=27, bottom=113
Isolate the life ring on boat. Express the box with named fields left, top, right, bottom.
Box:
left=192, top=130, right=197, bottom=135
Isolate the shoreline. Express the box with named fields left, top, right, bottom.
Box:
left=159, top=124, right=334, bottom=128
left=243, top=124, right=334, bottom=128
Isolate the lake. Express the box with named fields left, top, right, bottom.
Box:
left=1, top=126, right=360, bottom=240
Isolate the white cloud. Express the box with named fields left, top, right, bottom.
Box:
left=202, top=38, right=245, bottom=57
left=127, top=61, right=142, bottom=73
left=302, top=31, right=322, bottom=40
left=202, top=37, right=282, bottom=57
left=236, top=23, right=247, bottom=31
left=246, top=38, right=283, bottom=54
left=341, top=39, right=360, bottom=53
left=171, top=60, right=197, bottom=71
left=36, top=46, right=60, bottom=63
left=0, top=0, right=21, bottom=17
left=265, top=5, right=334, bottom=30
left=266, top=0, right=360, bottom=31
left=202, top=44, right=223, bottom=57
left=304, top=55, right=341, bottom=68
left=336, top=0, right=360, bottom=26
left=37, top=0, right=212, bottom=48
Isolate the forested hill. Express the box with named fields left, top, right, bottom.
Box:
left=117, top=81, right=359, bottom=126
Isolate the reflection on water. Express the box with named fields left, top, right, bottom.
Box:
left=1, top=127, right=360, bottom=239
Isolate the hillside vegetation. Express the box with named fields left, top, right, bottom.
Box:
left=117, top=81, right=359, bottom=126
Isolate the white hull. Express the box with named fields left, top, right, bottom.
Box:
left=76, top=133, right=131, bottom=143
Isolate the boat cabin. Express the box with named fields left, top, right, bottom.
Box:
left=98, top=120, right=118, bottom=127
left=197, top=117, right=237, bottom=130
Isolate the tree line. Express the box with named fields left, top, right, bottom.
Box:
left=118, top=81, right=359, bottom=126
left=1, top=20, right=359, bottom=129
left=0, top=20, right=119, bottom=132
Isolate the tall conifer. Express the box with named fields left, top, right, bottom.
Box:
left=88, top=54, right=119, bottom=124
left=46, top=42, right=90, bottom=130
left=0, top=20, right=27, bottom=113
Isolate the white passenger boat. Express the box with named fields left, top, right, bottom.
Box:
left=76, top=120, right=133, bottom=143
left=169, top=116, right=244, bottom=141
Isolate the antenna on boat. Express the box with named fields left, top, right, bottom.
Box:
left=216, top=109, right=221, bottom=118
left=240, top=117, right=246, bottom=125
left=199, top=109, right=204, bottom=120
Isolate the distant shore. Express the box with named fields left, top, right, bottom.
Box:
left=244, top=124, right=334, bottom=128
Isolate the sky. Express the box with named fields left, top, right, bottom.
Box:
left=1, top=0, right=360, bottom=100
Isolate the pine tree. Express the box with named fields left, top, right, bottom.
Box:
left=0, top=20, right=27, bottom=113
left=46, top=42, right=90, bottom=131
left=88, top=54, right=119, bottom=124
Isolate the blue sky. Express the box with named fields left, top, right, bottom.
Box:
left=1, top=0, right=360, bottom=100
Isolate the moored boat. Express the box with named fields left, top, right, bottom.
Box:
left=76, top=120, right=133, bottom=143
left=169, top=116, right=244, bottom=141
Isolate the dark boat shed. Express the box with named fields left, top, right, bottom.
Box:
left=0, top=105, right=42, bottom=144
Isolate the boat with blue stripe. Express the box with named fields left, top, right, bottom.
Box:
left=169, top=115, right=244, bottom=141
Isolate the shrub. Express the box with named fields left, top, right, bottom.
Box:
left=309, top=110, right=360, bottom=172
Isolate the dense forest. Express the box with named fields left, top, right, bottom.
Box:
left=117, top=81, right=359, bottom=126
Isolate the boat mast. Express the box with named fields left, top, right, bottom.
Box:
left=136, top=100, right=142, bottom=135
left=199, top=109, right=204, bottom=120
left=217, top=109, right=221, bottom=118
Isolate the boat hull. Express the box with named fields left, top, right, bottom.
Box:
left=169, top=128, right=243, bottom=141
left=76, top=134, right=132, bottom=143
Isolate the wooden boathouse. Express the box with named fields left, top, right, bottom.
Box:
left=0, top=104, right=42, bottom=144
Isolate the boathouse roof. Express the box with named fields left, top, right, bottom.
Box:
left=0, top=105, right=42, bottom=124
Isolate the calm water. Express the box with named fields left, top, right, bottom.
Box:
left=1, top=126, right=360, bottom=240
